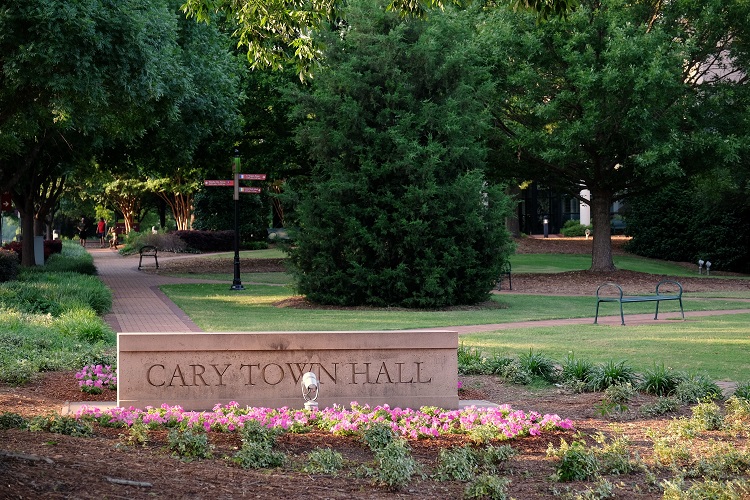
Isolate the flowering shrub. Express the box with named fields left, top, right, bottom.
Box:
left=74, top=401, right=573, bottom=441
left=75, top=364, right=117, bottom=394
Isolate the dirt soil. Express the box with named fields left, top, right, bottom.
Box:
left=2, top=237, right=749, bottom=499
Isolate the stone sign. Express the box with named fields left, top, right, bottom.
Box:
left=117, top=330, right=458, bottom=411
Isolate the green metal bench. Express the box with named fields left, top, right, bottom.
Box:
left=594, top=280, right=684, bottom=325
left=496, top=261, right=512, bottom=290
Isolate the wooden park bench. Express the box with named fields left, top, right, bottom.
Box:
left=138, top=245, right=159, bottom=270
left=594, top=280, right=684, bottom=325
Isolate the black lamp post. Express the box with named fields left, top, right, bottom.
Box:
left=230, top=149, right=244, bottom=291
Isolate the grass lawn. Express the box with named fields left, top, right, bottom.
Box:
left=511, top=253, right=710, bottom=276
left=460, top=314, right=750, bottom=381
left=167, top=272, right=292, bottom=285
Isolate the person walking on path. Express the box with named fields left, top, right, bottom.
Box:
left=96, top=218, right=107, bottom=248
left=76, top=218, right=88, bottom=247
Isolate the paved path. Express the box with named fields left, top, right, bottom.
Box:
left=89, top=247, right=211, bottom=332
left=89, top=246, right=750, bottom=334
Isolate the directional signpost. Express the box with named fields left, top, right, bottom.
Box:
left=202, top=151, right=266, bottom=291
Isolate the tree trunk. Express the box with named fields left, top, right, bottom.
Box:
left=590, top=189, right=616, bottom=272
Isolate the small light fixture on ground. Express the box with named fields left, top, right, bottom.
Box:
left=301, top=372, right=319, bottom=410
left=698, top=259, right=704, bottom=274
left=706, top=261, right=711, bottom=276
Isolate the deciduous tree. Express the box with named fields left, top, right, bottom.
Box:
left=480, top=0, right=750, bottom=271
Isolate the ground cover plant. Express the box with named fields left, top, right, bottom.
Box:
left=0, top=243, right=115, bottom=385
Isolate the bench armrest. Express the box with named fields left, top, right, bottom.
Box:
left=596, top=282, right=623, bottom=300
left=655, top=280, right=682, bottom=297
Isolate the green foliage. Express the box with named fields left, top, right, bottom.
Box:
left=0, top=412, right=27, bottom=430
left=167, top=427, right=214, bottom=459
left=561, top=354, right=594, bottom=384
left=592, top=433, right=637, bottom=475
left=434, top=445, right=478, bottom=481
left=192, top=189, right=271, bottom=243
left=675, top=374, right=723, bottom=404
left=285, top=0, right=513, bottom=308
left=587, top=360, right=637, bottom=391
left=28, top=414, right=93, bottom=437
left=232, top=420, right=286, bottom=469
left=0, top=246, right=116, bottom=384
left=640, top=362, right=684, bottom=396
left=733, top=382, right=750, bottom=401
left=560, top=220, right=592, bottom=238
left=121, top=421, right=150, bottom=447
left=547, top=439, right=600, bottom=482
left=626, top=177, right=750, bottom=274
left=464, top=474, right=511, bottom=500
left=662, top=478, right=750, bottom=500
left=603, top=382, right=636, bottom=404
left=0, top=249, right=19, bottom=282
left=518, top=349, right=558, bottom=382
left=690, top=400, right=724, bottom=432
left=119, top=231, right=188, bottom=255
left=361, top=422, right=398, bottom=452
left=458, top=344, right=516, bottom=376
left=641, top=397, right=681, bottom=417
left=374, top=439, right=419, bottom=490
left=303, top=448, right=345, bottom=475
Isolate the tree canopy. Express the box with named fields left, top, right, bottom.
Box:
left=180, top=0, right=578, bottom=78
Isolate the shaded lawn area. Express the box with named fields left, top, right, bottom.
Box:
left=162, top=282, right=750, bottom=330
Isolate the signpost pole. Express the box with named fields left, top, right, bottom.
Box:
left=230, top=150, right=244, bottom=291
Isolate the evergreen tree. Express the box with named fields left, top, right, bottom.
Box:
left=285, top=1, right=513, bottom=308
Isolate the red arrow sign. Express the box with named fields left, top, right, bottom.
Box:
left=239, top=187, right=262, bottom=194
left=204, top=180, right=234, bottom=186
left=238, top=173, right=267, bottom=181
left=1, top=192, right=12, bottom=212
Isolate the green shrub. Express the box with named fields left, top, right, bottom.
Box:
left=547, top=439, right=600, bottom=482
left=54, top=308, right=115, bottom=343
left=675, top=374, right=723, bottom=403
left=231, top=419, right=286, bottom=469
left=0, top=249, right=19, bottom=282
left=167, top=427, right=213, bottom=459
left=303, top=448, right=344, bottom=475
left=28, top=414, right=93, bottom=437
left=375, top=439, right=419, bottom=490
left=560, top=354, right=594, bottom=384
left=733, top=382, right=750, bottom=401
left=233, top=440, right=286, bottom=469
left=690, top=399, right=724, bottom=431
left=120, top=230, right=189, bottom=255
left=640, top=363, right=684, bottom=396
left=499, top=360, right=533, bottom=385
left=434, top=445, right=478, bottom=481
left=0, top=412, right=27, bottom=430
left=519, top=349, right=558, bottom=382
left=641, top=397, right=681, bottom=416
left=560, top=220, right=593, bottom=237
left=587, top=360, right=637, bottom=391
left=361, top=421, right=397, bottom=452
left=465, top=474, right=511, bottom=500
left=662, top=478, right=750, bottom=500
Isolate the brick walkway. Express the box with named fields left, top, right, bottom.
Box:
left=88, top=247, right=212, bottom=333
left=90, top=246, right=750, bottom=334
